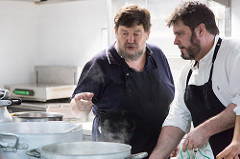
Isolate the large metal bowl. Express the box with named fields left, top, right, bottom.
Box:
left=0, top=121, right=83, bottom=159
left=27, top=141, right=148, bottom=159
left=11, top=111, right=63, bottom=122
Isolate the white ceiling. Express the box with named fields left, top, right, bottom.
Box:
left=213, top=0, right=230, bottom=7
left=2, top=0, right=87, bottom=4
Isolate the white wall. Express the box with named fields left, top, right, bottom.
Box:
left=0, top=1, right=39, bottom=88
left=0, top=0, right=239, bottom=88
left=0, top=0, right=108, bottom=88
left=37, top=0, right=108, bottom=66
left=231, top=0, right=240, bottom=38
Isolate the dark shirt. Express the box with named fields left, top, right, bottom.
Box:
left=72, top=43, right=174, bottom=115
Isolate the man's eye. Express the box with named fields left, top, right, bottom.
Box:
left=121, top=33, right=128, bottom=37
left=134, top=33, right=141, bottom=38
left=176, top=32, right=184, bottom=36
left=134, top=34, right=139, bottom=37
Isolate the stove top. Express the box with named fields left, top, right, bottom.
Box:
left=5, top=83, right=76, bottom=102
left=4, top=66, right=82, bottom=102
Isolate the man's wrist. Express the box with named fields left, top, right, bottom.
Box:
left=198, top=123, right=212, bottom=139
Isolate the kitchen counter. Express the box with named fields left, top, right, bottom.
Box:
left=46, top=104, right=94, bottom=141
left=8, top=100, right=95, bottom=141
left=81, top=121, right=93, bottom=141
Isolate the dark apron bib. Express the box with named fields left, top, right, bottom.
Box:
left=94, top=51, right=173, bottom=158
left=184, top=38, right=234, bottom=157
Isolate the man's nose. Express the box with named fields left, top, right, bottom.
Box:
left=174, top=37, right=179, bottom=45
left=127, top=35, right=135, bottom=43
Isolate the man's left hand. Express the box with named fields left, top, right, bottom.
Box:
left=171, top=145, right=180, bottom=157
left=182, top=126, right=209, bottom=152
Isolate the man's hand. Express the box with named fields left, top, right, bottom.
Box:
left=217, top=115, right=240, bottom=159
left=216, top=141, right=240, bottom=159
left=74, top=92, right=94, bottom=110
left=171, top=145, right=180, bottom=157
left=71, top=92, right=94, bottom=121
left=182, top=126, right=209, bottom=152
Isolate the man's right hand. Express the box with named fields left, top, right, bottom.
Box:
left=216, top=141, right=240, bottom=159
left=70, top=92, right=94, bottom=121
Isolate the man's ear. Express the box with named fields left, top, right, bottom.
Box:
left=196, top=23, right=206, bottom=37
left=146, top=30, right=151, bottom=40
left=114, top=26, right=118, bottom=39
left=114, top=27, right=117, bottom=34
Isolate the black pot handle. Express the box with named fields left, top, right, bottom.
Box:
left=26, top=148, right=41, bottom=158
left=0, top=98, right=21, bottom=107
left=126, top=152, right=148, bottom=159
left=9, top=98, right=22, bottom=105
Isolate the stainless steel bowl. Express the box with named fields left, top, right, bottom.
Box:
left=11, top=111, right=63, bottom=122
left=26, top=141, right=148, bottom=159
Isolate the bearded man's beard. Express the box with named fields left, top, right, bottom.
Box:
left=119, top=43, right=146, bottom=61
left=181, top=32, right=201, bottom=60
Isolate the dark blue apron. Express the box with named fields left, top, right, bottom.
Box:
left=184, top=38, right=235, bottom=157
left=93, top=48, right=174, bottom=158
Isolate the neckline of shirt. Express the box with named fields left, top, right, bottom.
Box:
left=192, top=35, right=220, bottom=70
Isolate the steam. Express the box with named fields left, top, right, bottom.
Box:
left=99, top=119, right=134, bottom=144
left=89, top=62, right=105, bottom=83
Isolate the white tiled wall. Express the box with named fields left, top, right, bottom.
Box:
left=232, top=0, right=240, bottom=38
left=167, top=57, right=188, bottom=82
left=37, top=0, right=108, bottom=67
left=0, top=0, right=239, bottom=88
left=0, top=0, right=108, bottom=88
left=0, top=1, right=39, bottom=88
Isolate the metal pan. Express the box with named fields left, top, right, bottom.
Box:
left=0, top=121, right=82, bottom=159
left=11, top=111, right=63, bottom=122
left=27, top=141, right=148, bottom=159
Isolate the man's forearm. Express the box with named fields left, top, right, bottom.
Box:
left=198, top=103, right=236, bottom=138
left=149, top=126, right=185, bottom=159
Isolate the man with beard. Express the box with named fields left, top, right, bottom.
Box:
left=70, top=4, right=174, bottom=158
left=149, top=1, right=240, bottom=159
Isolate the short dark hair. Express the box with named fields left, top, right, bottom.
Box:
left=114, top=4, right=151, bottom=32
left=167, top=1, right=219, bottom=35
